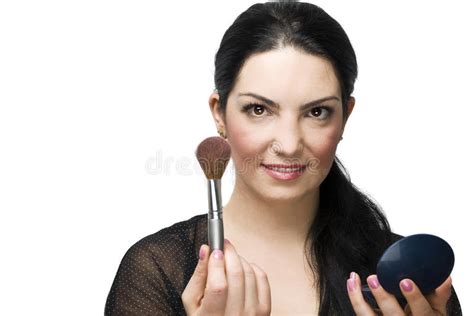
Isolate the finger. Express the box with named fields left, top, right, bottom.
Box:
left=240, top=256, right=259, bottom=311
left=200, top=247, right=228, bottom=313
left=250, top=263, right=272, bottom=314
left=346, top=272, right=377, bottom=316
left=181, top=244, right=210, bottom=313
left=222, top=239, right=245, bottom=314
left=401, top=277, right=451, bottom=315
left=367, top=275, right=404, bottom=316
left=426, top=276, right=453, bottom=314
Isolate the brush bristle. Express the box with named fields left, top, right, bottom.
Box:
left=195, top=136, right=231, bottom=179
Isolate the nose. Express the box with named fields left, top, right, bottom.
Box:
left=269, top=116, right=304, bottom=158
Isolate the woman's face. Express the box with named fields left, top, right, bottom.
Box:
left=210, top=46, right=354, bottom=203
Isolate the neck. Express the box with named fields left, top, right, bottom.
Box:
left=222, top=178, right=319, bottom=249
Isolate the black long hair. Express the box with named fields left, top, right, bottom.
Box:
left=213, top=1, right=393, bottom=314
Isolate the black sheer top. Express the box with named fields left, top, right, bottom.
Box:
left=105, top=213, right=462, bottom=315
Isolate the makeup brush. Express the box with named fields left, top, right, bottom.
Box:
left=195, top=136, right=231, bottom=252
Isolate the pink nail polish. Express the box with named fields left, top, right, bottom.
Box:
left=213, top=249, right=223, bottom=260
left=401, top=279, right=413, bottom=292
left=199, top=245, right=205, bottom=260
left=368, top=276, right=380, bottom=289
left=347, top=278, right=356, bottom=292
left=350, top=272, right=356, bottom=280
left=224, top=238, right=230, bottom=245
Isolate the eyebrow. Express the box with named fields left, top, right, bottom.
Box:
left=237, top=92, right=340, bottom=111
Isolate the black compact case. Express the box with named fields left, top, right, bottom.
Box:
left=362, top=234, right=455, bottom=309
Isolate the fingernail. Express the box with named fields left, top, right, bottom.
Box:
left=401, top=279, right=413, bottom=292
left=350, top=272, right=356, bottom=280
left=199, top=245, right=206, bottom=260
left=224, top=238, right=230, bottom=245
left=212, top=249, right=223, bottom=260
left=368, top=276, right=380, bottom=289
left=347, top=278, right=356, bottom=292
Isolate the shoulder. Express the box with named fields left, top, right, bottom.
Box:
left=106, top=214, right=207, bottom=314
left=126, top=213, right=207, bottom=263
left=138, top=213, right=207, bottom=248
left=120, top=213, right=207, bottom=286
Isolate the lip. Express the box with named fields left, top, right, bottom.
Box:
left=261, top=163, right=306, bottom=181
left=262, top=163, right=307, bottom=168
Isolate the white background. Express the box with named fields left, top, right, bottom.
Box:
left=1, top=0, right=472, bottom=315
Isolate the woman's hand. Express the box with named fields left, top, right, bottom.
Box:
left=347, top=272, right=452, bottom=315
left=181, top=239, right=272, bottom=316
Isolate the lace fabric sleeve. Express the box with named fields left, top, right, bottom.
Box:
left=105, top=215, right=206, bottom=316
left=104, top=239, right=178, bottom=315
left=105, top=232, right=198, bottom=316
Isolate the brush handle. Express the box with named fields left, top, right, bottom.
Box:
left=207, top=179, right=224, bottom=251
left=208, top=213, right=224, bottom=251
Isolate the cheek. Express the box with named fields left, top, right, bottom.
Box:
left=227, top=121, right=264, bottom=171
left=306, top=130, right=340, bottom=168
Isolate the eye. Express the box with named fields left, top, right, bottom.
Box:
left=242, top=103, right=269, bottom=117
left=307, top=106, right=333, bottom=119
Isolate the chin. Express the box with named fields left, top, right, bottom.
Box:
left=256, top=187, right=313, bottom=203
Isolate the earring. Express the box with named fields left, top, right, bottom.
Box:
left=217, top=127, right=227, bottom=139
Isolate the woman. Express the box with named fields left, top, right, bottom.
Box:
left=105, top=1, right=462, bottom=315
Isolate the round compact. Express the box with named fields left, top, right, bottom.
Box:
left=377, top=234, right=455, bottom=297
